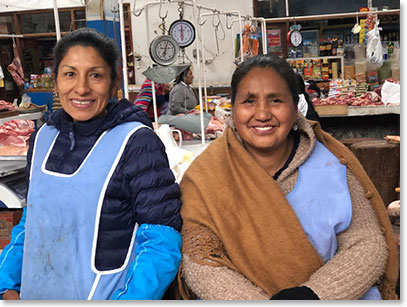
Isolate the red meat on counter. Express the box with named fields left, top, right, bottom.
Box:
left=0, top=100, right=15, bottom=112
left=0, top=119, right=35, bottom=147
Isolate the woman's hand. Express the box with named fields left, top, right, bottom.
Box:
left=2, top=290, right=20, bottom=300
left=187, top=109, right=200, bottom=115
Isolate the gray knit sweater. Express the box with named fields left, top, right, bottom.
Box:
left=167, top=82, right=198, bottom=115
left=181, top=115, right=388, bottom=300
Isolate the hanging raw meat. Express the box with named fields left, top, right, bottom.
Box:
left=7, top=43, right=25, bottom=87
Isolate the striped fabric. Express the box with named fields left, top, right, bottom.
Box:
left=134, top=79, right=166, bottom=118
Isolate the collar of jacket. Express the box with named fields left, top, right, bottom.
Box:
left=46, top=99, right=153, bottom=138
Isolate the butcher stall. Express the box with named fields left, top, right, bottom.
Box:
left=0, top=116, right=37, bottom=249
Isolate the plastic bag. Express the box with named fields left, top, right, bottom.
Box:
left=20, top=93, right=32, bottom=108
left=366, top=20, right=383, bottom=65
left=381, top=80, right=400, bottom=105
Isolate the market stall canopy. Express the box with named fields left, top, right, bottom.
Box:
left=142, top=64, right=190, bottom=84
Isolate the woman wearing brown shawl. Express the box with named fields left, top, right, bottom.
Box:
left=178, top=55, right=398, bottom=300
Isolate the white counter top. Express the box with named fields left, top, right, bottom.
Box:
left=0, top=112, right=43, bottom=125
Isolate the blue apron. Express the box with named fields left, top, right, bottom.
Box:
left=286, top=141, right=382, bottom=300
left=21, top=122, right=148, bottom=300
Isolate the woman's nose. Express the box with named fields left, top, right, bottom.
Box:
left=74, top=76, right=90, bottom=95
left=254, top=101, right=272, bottom=121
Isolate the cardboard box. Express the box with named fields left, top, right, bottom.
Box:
left=0, top=209, right=23, bottom=249
left=314, top=104, right=348, bottom=116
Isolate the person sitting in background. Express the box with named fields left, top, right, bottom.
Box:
left=177, top=54, right=398, bottom=300
left=0, top=27, right=182, bottom=300
left=158, top=66, right=211, bottom=135
left=167, top=67, right=198, bottom=115
left=296, top=74, right=320, bottom=122
left=134, top=78, right=171, bottom=122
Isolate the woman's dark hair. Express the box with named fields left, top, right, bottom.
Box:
left=53, top=27, right=119, bottom=81
left=296, top=73, right=306, bottom=95
left=174, top=67, right=191, bottom=84
left=231, top=54, right=299, bottom=106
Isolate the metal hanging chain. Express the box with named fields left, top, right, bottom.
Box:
left=178, top=2, right=184, bottom=20
left=159, top=17, right=167, bottom=35
left=158, top=0, right=168, bottom=35
left=213, top=12, right=225, bottom=53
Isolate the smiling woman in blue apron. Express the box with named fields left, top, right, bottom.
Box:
left=0, top=28, right=182, bottom=300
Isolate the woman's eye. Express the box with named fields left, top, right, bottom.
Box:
left=243, top=98, right=254, bottom=104
left=64, top=72, right=75, bottom=77
left=91, top=73, right=102, bottom=78
left=270, top=98, right=282, bottom=104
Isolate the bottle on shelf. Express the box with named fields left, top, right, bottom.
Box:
left=331, top=38, right=338, bottom=56
left=319, top=39, right=326, bottom=57
left=322, top=58, right=330, bottom=80
left=337, top=39, right=344, bottom=56
left=325, top=38, right=332, bottom=56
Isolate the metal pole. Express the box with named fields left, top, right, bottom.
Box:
left=151, top=80, right=159, bottom=130
left=53, top=0, right=61, bottom=41
left=119, top=0, right=129, bottom=99
left=264, top=9, right=400, bottom=23
left=191, top=1, right=206, bottom=145
left=199, top=16, right=208, bottom=113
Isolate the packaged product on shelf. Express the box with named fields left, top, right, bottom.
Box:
left=325, top=38, right=332, bottom=55
left=340, top=79, right=357, bottom=96
left=319, top=39, right=326, bottom=56
left=390, top=46, right=400, bottom=81
left=331, top=62, right=338, bottom=79
left=303, top=60, right=313, bottom=80
left=353, top=44, right=366, bottom=60
left=367, top=71, right=379, bottom=89
left=331, top=38, right=338, bottom=56
left=359, top=19, right=367, bottom=44
left=304, top=67, right=313, bottom=80
left=378, top=60, right=391, bottom=82
left=355, top=82, right=368, bottom=96
left=391, top=64, right=400, bottom=81
left=354, top=73, right=367, bottom=84
left=344, top=64, right=355, bottom=80
left=321, top=59, right=330, bottom=80
left=312, top=59, right=322, bottom=79
left=328, top=79, right=343, bottom=98
left=337, top=39, right=344, bottom=56
left=0, top=66, right=4, bottom=88
left=296, top=60, right=304, bottom=77
left=354, top=60, right=367, bottom=76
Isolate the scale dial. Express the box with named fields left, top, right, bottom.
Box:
left=169, top=19, right=196, bottom=48
left=149, top=35, right=180, bottom=66
left=287, top=29, right=302, bottom=47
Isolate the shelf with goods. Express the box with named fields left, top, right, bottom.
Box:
left=287, top=56, right=344, bottom=91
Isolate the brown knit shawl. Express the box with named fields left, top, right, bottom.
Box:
left=179, top=123, right=398, bottom=299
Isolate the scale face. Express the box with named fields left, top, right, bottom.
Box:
left=149, top=35, right=180, bottom=66
left=169, top=19, right=196, bottom=48
left=288, top=29, right=303, bottom=47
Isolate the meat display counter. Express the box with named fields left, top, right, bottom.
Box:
left=0, top=155, right=27, bottom=209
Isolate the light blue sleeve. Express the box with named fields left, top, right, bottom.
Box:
left=0, top=207, right=26, bottom=296
left=112, top=223, right=182, bottom=300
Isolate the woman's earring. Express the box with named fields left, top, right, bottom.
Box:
left=292, top=124, right=298, bottom=131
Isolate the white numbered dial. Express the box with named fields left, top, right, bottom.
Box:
left=169, top=19, right=196, bottom=48
left=290, top=30, right=302, bottom=47
left=149, top=35, right=180, bottom=66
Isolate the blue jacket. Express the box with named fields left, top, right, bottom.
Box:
left=0, top=99, right=182, bottom=299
